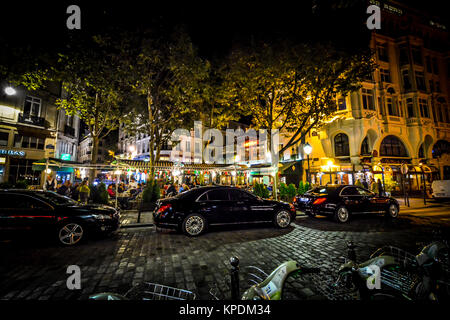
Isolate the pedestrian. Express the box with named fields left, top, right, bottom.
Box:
left=166, top=183, right=177, bottom=197
left=78, top=180, right=90, bottom=204
left=362, top=179, right=369, bottom=189
left=355, top=179, right=363, bottom=188
left=129, top=177, right=138, bottom=189
left=71, top=182, right=80, bottom=200
left=107, top=184, right=116, bottom=198
left=118, top=182, right=125, bottom=194
left=370, top=178, right=377, bottom=193
left=43, top=175, right=57, bottom=191
left=57, top=180, right=72, bottom=197
left=376, top=178, right=383, bottom=196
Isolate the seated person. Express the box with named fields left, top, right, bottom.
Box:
left=107, top=184, right=116, bottom=198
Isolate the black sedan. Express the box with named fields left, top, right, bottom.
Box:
left=153, top=186, right=296, bottom=236
left=293, top=185, right=399, bottom=223
left=0, top=189, right=120, bottom=245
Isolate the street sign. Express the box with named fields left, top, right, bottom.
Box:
left=401, top=164, right=408, bottom=174
left=61, top=153, right=71, bottom=161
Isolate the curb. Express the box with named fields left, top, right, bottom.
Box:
left=120, top=223, right=154, bottom=229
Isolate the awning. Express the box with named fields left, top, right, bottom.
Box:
left=32, top=159, right=74, bottom=173
left=113, top=159, right=247, bottom=171
left=279, top=161, right=301, bottom=174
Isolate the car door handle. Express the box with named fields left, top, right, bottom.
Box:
left=237, top=201, right=245, bottom=205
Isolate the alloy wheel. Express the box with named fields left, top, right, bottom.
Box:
left=389, top=204, right=398, bottom=218
left=59, top=223, right=84, bottom=245
left=184, top=215, right=204, bottom=236
left=337, top=207, right=349, bottom=223
left=276, top=211, right=291, bottom=228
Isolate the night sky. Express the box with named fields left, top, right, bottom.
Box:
left=0, top=0, right=448, bottom=59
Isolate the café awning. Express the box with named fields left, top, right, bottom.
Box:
left=32, top=158, right=74, bottom=173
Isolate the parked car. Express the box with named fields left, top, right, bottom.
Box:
left=0, top=189, right=120, bottom=245
left=153, top=186, right=296, bottom=236
left=431, top=180, right=450, bottom=201
left=293, top=185, right=399, bottom=223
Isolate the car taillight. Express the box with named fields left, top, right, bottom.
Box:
left=293, top=197, right=297, bottom=203
left=289, top=203, right=296, bottom=212
left=157, top=204, right=172, bottom=216
left=312, top=198, right=327, bottom=205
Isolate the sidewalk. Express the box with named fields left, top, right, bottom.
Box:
left=119, top=210, right=154, bottom=228
left=395, top=197, right=443, bottom=210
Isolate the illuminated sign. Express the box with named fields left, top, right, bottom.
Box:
left=61, top=153, right=71, bottom=161
left=0, top=149, right=26, bottom=157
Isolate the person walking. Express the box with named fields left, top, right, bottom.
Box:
left=376, top=178, right=384, bottom=196
left=71, top=182, right=80, bottom=201
left=370, top=178, right=377, bottom=194
left=78, top=180, right=90, bottom=204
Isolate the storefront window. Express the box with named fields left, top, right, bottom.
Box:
left=432, top=140, right=450, bottom=158
left=0, top=132, right=8, bottom=146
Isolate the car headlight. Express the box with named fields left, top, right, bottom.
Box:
left=93, top=214, right=112, bottom=220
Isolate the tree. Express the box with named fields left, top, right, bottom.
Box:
left=221, top=41, right=374, bottom=198
left=104, top=27, right=212, bottom=177
left=55, top=36, right=126, bottom=182
left=221, top=41, right=375, bottom=156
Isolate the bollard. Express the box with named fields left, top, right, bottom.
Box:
left=230, top=256, right=240, bottom=300
left=347, top=241, right=357, bottom=262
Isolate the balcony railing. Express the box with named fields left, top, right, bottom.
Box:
left=18, top=113, right=45, bottom=127
left=64, top=125, right=76, bottom=137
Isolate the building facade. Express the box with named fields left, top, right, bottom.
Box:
left=301, top=1, right=450, bottom=194
left=0, top=83, right=60, bottom=185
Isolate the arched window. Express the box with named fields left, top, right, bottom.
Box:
left=432, top=140, right=450, bottom=158
left=418, top=143, right=425, bottom=158
left=334, top=133, right=350, bottom=157
left=380, top=135, right=408, bottom=157
left=361, top=137, right=370, bottom=156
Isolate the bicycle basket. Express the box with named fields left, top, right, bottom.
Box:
left=125, top=282, right=196, bottom=300
left=370, top=246, right=418, bottom=269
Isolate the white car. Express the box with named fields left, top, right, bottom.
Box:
left=431, top=180, right=450, bottom=200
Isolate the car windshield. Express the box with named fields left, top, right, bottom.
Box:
left=36, top=192, right=80, bottom=206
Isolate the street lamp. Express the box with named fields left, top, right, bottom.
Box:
left=4, top=86, right=16, bottom=96
left=303, top=143, right=312, bottom=184
left=419, top=162, right=426, bottom=205
left=327, top=160, right=333, bottom=184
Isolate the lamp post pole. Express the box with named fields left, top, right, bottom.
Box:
left=307, top=154, right=311, bottom=184
left=420, top=166, right=426, bottom=206
left=303, top=143, right=312, bottom=185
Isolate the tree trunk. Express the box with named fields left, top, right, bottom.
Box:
left=89, top=135, right=99, bottom=184
left=267, top=128, right=279, bottom=201
left=147, top=92, right=156, bottom=180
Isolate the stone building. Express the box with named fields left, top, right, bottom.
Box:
left=301, top=1, right=450, bottom=194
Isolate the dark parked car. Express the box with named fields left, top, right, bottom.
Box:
left=0, top=190, right=120, bottom=245
left=153, top=186, right=296, bottom=236
left=293, top=185, right=399, bottom=223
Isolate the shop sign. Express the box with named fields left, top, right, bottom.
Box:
left=61, top=153, right=71, bottom=161
left=0, top=149, right=26, bottom=157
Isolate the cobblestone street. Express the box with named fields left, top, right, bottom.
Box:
left=0, top=213, right=447, bottom=300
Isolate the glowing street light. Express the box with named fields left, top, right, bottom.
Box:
left=4, top=86, right=16, bottom=96
left=303, top=143, right=312, bottom=184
